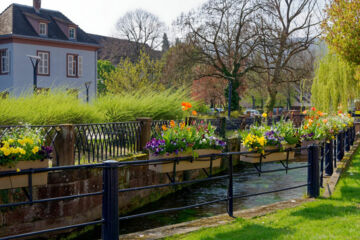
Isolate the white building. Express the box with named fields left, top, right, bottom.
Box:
left=0, top=0, right=99, bottom=99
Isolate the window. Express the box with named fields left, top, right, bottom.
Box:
left=67, top=54, right=83, bottom=77
left=69, top=27, right=76, bottom=39
left=0, top=49, right=9, bottom=74
left=39, top=23, right=47, bottom=36
left=37, top=51, right=50, bottom=76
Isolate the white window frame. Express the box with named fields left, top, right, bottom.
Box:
left=69, top=27, right=76, bottom=40
left=39, top=22, right=47, bottom=36
left=37, top=51, right=50, bottom=75
left=67, top=54, right=77, bottom=77
left=0, top=49, right=9, bottom=74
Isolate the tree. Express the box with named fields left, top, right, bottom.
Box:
left=115, top=9, right=166, bottom=52
left=97, top=60, right=115, bottom=95
left=162, top=33, right=170, bottom=52
left=311, top=53, right=359, bottom=112
left=160, top=43, right=198, bottom=88
left=256, top=0, right=321, bottom=112
left=177, top=0, right=260, bottom=115
left=104, top=51, right=164, bottom=94
left=322, top=0, right=360, bottom=65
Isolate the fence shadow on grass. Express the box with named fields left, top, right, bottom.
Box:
left=197, top=220, right=293, bottom=240
left=289, top=203, right=360, bottom=220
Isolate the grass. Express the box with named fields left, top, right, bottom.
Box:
left=0, top=88, right=201, bottom=125
left=166, top=147, right=360, bottom=240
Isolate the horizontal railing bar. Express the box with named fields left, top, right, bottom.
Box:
left=232, top=165, right=310, bottom=177
left=0, top=163, right=105, bottom=177
left=118, top=198, right=228, bottom=221
left=1, top=219, right=104, bottom=240
left=119, top=175, right=230, bottom=193
left=0, top=191, right=103, bottom=208
left=233, top=184, right=309, bottom=199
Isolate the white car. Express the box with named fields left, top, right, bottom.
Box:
left=244, top=109, right=260, bottom=116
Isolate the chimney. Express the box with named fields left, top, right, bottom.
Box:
left=33, top=0, right=41, bottom=13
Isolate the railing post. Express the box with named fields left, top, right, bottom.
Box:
left=351, top=126, right=355, bottom=145
left=325, top=141, right=333, bottom=176
left=218, top=117, right=226, bottom=139
left=227, top=154, right=234, bottom=217
left=336, top=133, right=342, bottom=161
left=102, top=160, right=119, bottom=240
left=54, top=124, right=75, bottom=166
left=136, top=118, right=152, bottom=152
left=307, top=145, right=320, bottom=198
left=345, top=129, right=350, bottom=152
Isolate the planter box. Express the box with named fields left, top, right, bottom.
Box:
left=240, top=145, right=295, bottom=163
left=149, top=149, right=222, bottom=173
left=0, top=160, right=49, bottom=190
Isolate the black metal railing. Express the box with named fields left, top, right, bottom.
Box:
left=74, top=122, right=142, bottom=164
left=1, top=126, right=355, bottom=240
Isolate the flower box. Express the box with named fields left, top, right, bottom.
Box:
left=149, top=149, right=222, bottom=173
left=240, top=145, right=296, bottom=163
left=0, top=160, right=49, bottom=190
left=300, top=140, right=321, bottom=155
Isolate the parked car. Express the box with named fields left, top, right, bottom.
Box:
left=244, top=109, right=260, bottom=116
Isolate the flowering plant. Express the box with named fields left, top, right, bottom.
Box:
left=240, top=119, right=301, bottom=153
left=0, top=126, right=53, bottom=167
left=146, top=120, right=226, bottom=156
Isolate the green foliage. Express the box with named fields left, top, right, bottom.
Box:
left=95, top=88, right=191, bottom=122
left=0, top=92, right=101, bottom=125
left=0, top=88, right=195, bottom=125
left=104, top=51, right=164, bottom=94
left=323, top=0, right=360, bottom=65
left=97, top=60, right=115, bottom=95
left=311, top=53, right=359, bottom=112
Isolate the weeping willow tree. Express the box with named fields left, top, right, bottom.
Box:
left=311, top=53, right=359, bottom=113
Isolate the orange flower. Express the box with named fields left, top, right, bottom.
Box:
left=304, top=125, right=308, bottom=130
left=170, top=120, right=175, bottom=128
left=323, top=119, right=328, bottom=124
left=302, top=110, right=308, bottom=115
left=181, top=102, right=192, bottom=110
left=317, top=111, right=324, bottom=117
left=192, top=110, right=197, bottom=116
left=311, top=107, right=316, bottom=111
left=162, top=125, right=167, bottom=131
left=186, top=127, right=191, bottom=132
left=338, top=110, right=343, bottom=114
left=180, top=122, right=185, bottom=129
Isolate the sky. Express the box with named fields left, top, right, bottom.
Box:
left=0, top=0, right=208, bottom=37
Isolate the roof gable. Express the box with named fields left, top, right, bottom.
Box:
left=0, top=3, right=97, bottom=45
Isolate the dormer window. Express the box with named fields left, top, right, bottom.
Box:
left=39, top=22, right=47, bottom=36
left=69, top=27, right=76, bottom=40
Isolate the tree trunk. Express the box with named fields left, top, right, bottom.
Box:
left=265, top=88, right=277, bottom=113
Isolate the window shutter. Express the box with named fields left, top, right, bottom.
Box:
left=4, top=50, right=9, bottom=73
left=68, top=55, right=73, bottom=76
left=78, top=56, right=83, bottom=77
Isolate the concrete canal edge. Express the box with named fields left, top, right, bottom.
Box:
left=120, top=139, right=360, bottom=240
left=119, top=198, right=313, bottom=240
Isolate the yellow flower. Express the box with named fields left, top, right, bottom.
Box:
left=8, top=139, right=14, bottom=144
left=19, top=148, right=26, bottom=155
left=262, top=113, right=268, bottom=118
left=32, top=146, right=39, bottom=154
left=2, top=148, right=11, bottom=156
left=16, top=168, right=21, bottom=172
left=18, top=139, right=25, bottom=146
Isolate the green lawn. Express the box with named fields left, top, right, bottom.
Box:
left=167, top=148, right=360, bottom=240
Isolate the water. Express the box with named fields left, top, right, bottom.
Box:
left=55, top=161, right=307, bottom=239
left=116, top=161, right=307, bottom=235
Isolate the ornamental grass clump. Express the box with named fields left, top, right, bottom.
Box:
left=0, top=126, right=52, bottom=167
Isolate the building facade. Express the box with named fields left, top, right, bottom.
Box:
left=0, top=0, right=99, bottom=99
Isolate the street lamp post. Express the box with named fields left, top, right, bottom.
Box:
left=85, top=81, right=92, bottom=103
left=27, top=55, right=41, bottom=93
